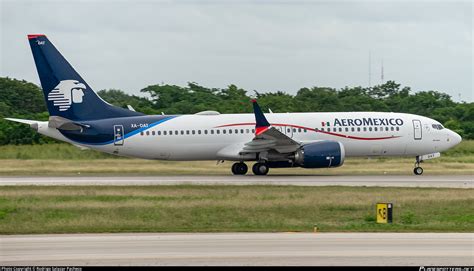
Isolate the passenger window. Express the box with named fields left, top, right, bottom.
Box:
left=287, top=128, right=290, bottom=133
left=345, top=127, right=349, bottom=132
left=363, top=127, right=367, bottom=132
left=175, top=131, right=178, bottom=135
left=140, top=131, right=144, bottom=136
left=164, top=131, right=167, bottom=135
left=198, top=130, right=201, bottom=135
left=240, top=129, right=244, bottom=134
left=186, top=130, right=190, bottom=135
left=321, top=128, right=325, bottom=132
left=304, top=129, right=307, bottom=133
left=246, top=129, right=250, bottom=133
left=235, top=129, right=239, bottom=134
left=328, top=128, right=331, bottom=132
left=351, top=127, right=354, bottom=132
left=181, top=130, right=184, bottom=135
left=369, top=127, right=372, bottom=131
left=204, top=130, right=208, bottom=134
left=211, top=130, right=214, bottom=134
left=385, top=127, right=389, bottom=131
left=223, top=130, right=226, bottom=134
left=252, top=129, right=255, bottom=133
left=192, top=130, right=195, bottom=135
left=374, top=127, right=378, bottom=131
left=298, top=128, right=301, bottom=133
left=217, top=130, right=220, bottom=134
left=293, top=128, right=296, bottom=132
left=339, top=128, right=342, bottom=132
left=391, top=127, right=394, bottom=131
left=169, top=130, right=172, bottom=135
left=229, top=129, right=232, bottom=134
left=152, top=131, right=155, bottom=136
left=396, top=127, right=400, bottom=131
left=158, top=131, right=161, bottom=135
left=146, top=131, right=150, bottom=136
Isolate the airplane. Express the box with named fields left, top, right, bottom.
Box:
left=6, top=34, right=462, bottom=176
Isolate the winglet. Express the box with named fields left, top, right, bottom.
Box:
left=252, top=100, right=270, bottom=135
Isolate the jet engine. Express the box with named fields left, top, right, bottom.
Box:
left=294, top=140, right=345, bottom=168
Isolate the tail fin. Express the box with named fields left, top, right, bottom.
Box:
left=27, top=34, right=143, bottom=121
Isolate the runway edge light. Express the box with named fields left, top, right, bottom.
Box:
left=376, top=203, right=393, bottom=224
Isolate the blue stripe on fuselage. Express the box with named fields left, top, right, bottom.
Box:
left=59, top=115, right=178, bottom=146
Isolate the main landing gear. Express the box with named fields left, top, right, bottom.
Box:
left=231, top=162, right=248, bottom=175
left=252, top=162, right=269, bottom=176
left=231, top=162, right=269, bottom=175
left=413, top=156, right=423, bottom=175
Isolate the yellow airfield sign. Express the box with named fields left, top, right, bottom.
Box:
left=376, top=203, right=393, bottom=223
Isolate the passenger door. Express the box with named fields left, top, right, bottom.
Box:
left=412, top=120, right=422, bottom=140
left=113, top=125, right=124, bottom=146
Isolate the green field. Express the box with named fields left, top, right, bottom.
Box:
left=0, top=141, right=472, bottom=175
left=0, top=185, right=472, bottom=234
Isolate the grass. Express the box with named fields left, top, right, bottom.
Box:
left=0, top=185, right=472, bottom=234
left=0, top=158, right=472, bottom=176
left=0, top=141, right=472, bottom=175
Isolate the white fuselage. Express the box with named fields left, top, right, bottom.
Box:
left=37, top=111, right=462, bottom=161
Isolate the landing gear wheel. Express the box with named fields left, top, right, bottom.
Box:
left=413, top=167, right=423, bottom=175
left=231, top=162, right=248, bottom=175
left=252, top=162, right=269, bottom=175
left=413, top=156, right=424, bottom=175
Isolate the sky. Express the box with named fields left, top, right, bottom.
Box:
left=1, top=0, right=472, bottom=102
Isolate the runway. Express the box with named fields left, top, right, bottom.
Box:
left=1, top=233, right=472, bottom=266
left=0, top=175, right=472, bottom=188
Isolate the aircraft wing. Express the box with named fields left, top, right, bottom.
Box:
left=240, top=100, right=300, bottom=154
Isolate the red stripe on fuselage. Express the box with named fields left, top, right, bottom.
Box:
left=215, top=123, right=400, bottom=141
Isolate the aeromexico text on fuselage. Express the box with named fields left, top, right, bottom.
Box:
left=331, top=117, right=404, bottom=127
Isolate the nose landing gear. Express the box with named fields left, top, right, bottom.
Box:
left=413, top=156, right=423, bottom=175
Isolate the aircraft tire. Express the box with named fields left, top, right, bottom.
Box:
left=232, top=162, right=248, bottom=175
left=413, top=167, right=423, bottom=175
left=252, top=162, right=269, bottom=175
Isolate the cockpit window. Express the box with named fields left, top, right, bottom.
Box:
left=432, top=124, right=444, bottom=130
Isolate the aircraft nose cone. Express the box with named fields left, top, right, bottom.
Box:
left=449, top=130, right=462, bottom=147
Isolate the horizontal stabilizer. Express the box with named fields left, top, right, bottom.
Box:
left=48, top=116, right=89, bottom=131
left=4, top=118, right=38, bottom=125
left=4, top=118, right=39, bottom=131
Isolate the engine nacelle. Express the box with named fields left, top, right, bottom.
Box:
left=294, top=140, right=345, bottom=168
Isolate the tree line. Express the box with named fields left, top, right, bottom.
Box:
left=0, top=76, right=472, bottom=145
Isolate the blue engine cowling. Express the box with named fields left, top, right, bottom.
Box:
left=294, top=140, right=345, bottom=168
